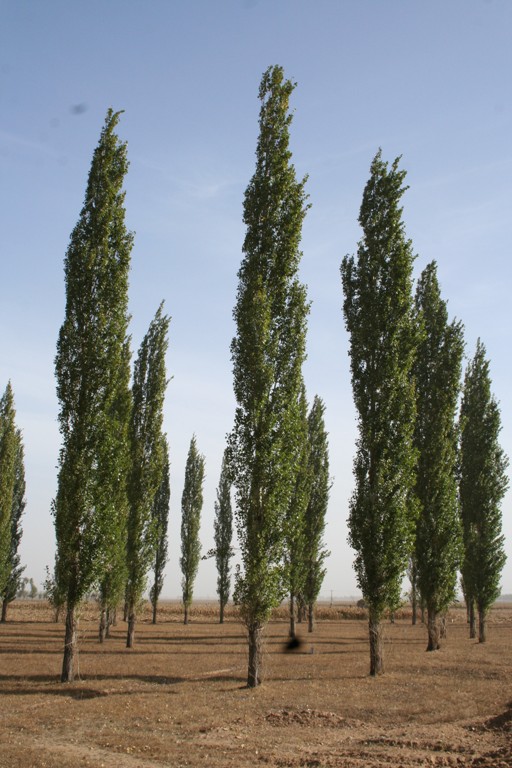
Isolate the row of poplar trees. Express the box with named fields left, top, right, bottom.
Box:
left=341, top=156, right=509, bottom=675
left=49, top=64, right=507, bottom=687
left=230, top=65, right=508, bottom=685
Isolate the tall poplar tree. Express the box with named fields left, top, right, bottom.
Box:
left=459, top=340, right=509, bottom=643
left=53, top=110, right=132, bottom=682
left=0, top=383, right=26, bottom=621
left=1, top=423, right=26, bottom=622
left=230, top=65, right=310, bottom=687
left=341, top=150, right=418, bottom=676
left=180, top=435, right=205, bottom=624
left=150, top=436, right=170, bottom=624
left=303, top=395, right=330, bottom=633
left=413, top=261, right=464, bottom=650
left=214, top=448, right=233, bottom=624
left=126, top=303, right=170, bottom=647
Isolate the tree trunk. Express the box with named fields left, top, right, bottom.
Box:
left=99, top=606, right=107, bottom=643
left=61, top=605, right=77, bottom=682
left=105, top=607, right=113, bottom=638
left=368, top=610, right=383, bottom=676
left=411, top=586, right=417, bottom=625
left=1, top=599, right=8, bottom=623
left=439, top=614, right=447, bottom=639
left=308, top=602, right=314, bottom=633
left=219, top=601, right=225, bottom=624
left=478, top=605, right=486, bottom=643
left=289, top=593, right=296, bottom=639
left=247, top=622, right=263, bottom=687
left=426, top=607, right=440, bottom=651
left=127, top=609, right=135, bottom=648
left=469, top=601, right=476, bottom=639
left=123, top=598, right=129, bottom=623
left=152, top=599, right=158, bottom=625
left=184, top=604, right=189, bottom=625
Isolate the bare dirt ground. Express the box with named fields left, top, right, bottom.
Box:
left=0, top=600, right=511, bottom=768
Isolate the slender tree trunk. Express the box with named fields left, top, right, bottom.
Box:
left=289, top=593, right=296, bottom=639
left=219, top=601, right=225, bottom=624
left=99, top=605, right=107, bottom=643
left=184, top=604, right=189, bottom=625
left=439, top=614, right=447, bottom=639
left=411, top=586, right=417, bottom=625
left=1, top=599, right=8, bottom=623
left=368, top=609, right=383, bottom=676
left=61, top=605, right=77, bottom=682
left=478, top=605, right=487, bottom=643
left=247, top=621, right=262, bottom=687
left=469, top=601, right=476, bottom=639
left=308, top=602, right=314, bottom=633
left=152, top=599, right=158, bottom=625
left=420, top=601, right=426, bottom=625
left=123, top=597, right=129, bottom=623
left=426, top=607, right=440, bottom=651
left=126, top=607, right=135, bottom=648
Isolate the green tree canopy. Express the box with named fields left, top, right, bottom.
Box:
left=0, top=383, right=26, bottom=621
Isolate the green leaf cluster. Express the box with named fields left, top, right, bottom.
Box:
left=230, top=65, right=310, bottom=630
left=341, top=151, right=419, bottom=620
left=127, top=303, right=170, bottom=611
left=413, top=261, right=464, bottom=619
left=214, top=448, right=233, bottom=615
left=53, top=109, right=133, bottom=608
left=0, top=383, right=26, bottom=604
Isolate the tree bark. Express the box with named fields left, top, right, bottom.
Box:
left=219, top=601, right=225, bottom=624
left=61, top=605, right=77, bottom=682
left=152, top=600, right=158, bottom=625
left=247, top=622, right=262, bottom=687
left=469, top=601, right=476, bottom=639
left=368, top=610, right=383, bottom=676
left=127, top=609, right=135, bottom=648
left=184, top=604, right=189, bottom=625
left=411, top=587, right=417, bottom=625
left=426, top=607, right=440, bottom=651
left=308, top=602, right=314, bottom=633
left=439, top=614, right=447, bottom=639
left=99, top=606, right=107, bottom=643
left=478, top=605, right=487, bottom=643
left=289, top=593, right=296, bottom=639
left=1, top=599, right=8, bottom=623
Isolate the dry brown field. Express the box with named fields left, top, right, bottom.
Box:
left=0, top=600, right=511, bottom=767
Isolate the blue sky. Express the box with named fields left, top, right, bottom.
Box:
left=1, top=0, right=510, bottom=599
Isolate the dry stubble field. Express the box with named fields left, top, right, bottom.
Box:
left=0, top=600, right=511, bottom=768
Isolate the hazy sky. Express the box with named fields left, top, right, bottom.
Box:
left=1, top=0, right=510, bottom=599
